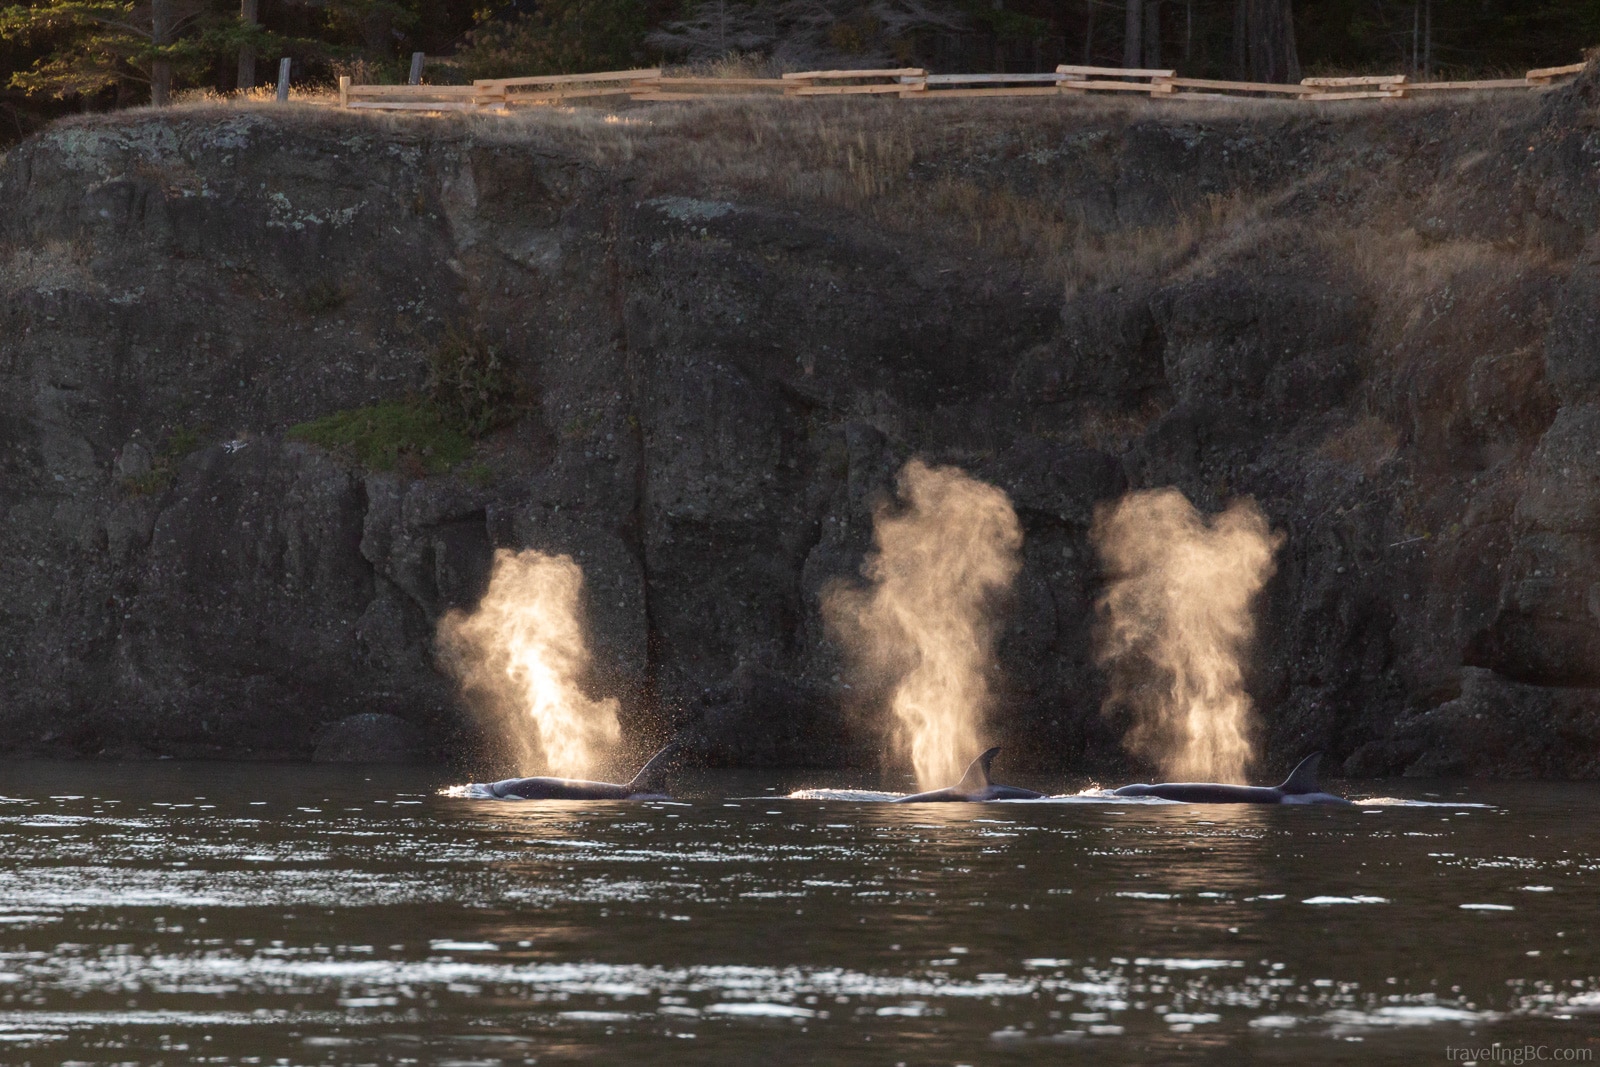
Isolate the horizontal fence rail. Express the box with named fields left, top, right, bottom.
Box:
left=333, top=60, right=1588, bottom=112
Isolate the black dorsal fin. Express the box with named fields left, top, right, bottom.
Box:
left=1277, top=752, right=1323, bottom=794
left=955, top=747, right=1000, bottom=792
left=626, top=744, right=681, bottom=794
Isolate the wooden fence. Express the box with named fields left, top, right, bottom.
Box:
left=335, top=60, right=1587, bottom=112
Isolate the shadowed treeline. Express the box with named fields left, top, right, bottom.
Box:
left=1, top=0, right=1595, bottom=143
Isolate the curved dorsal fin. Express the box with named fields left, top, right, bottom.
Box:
left=626, top=744, right=682, bottom=793
left=1277, top=752, right=1323, bottom=794
left=955, top=747, right=1000, bottom=792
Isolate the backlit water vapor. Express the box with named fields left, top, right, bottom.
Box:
left=1092, top=489, right=1282, bottom=784
left=438, top=549, right=621, bottom=778
left=824, top=460, right=1023, bottom=790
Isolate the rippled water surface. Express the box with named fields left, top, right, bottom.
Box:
left=0, top=761, right=1596, bottom=1065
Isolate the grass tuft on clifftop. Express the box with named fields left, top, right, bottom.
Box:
left=289, top=400, right=473, bottom=475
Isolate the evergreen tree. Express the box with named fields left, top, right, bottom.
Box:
left=0, top=0, right=211, bottom=103
left=458, top=0, right=647, bottom=78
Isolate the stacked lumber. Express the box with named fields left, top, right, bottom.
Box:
left=1301, top=74, right=1407, bottom=100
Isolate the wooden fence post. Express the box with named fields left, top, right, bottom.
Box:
left=408, top=52, right=425, bottom=85
left=339, top=75, right=350, bottom=108
left=276, top=57, right=291, bottom=102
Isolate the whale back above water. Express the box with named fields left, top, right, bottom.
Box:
left=893, top=747, right=1045, bottom=803
left=481, top=744, right=681, bottom=801
left=1111, top=752, right=1351, bottom=805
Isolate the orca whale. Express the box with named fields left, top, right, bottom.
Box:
left=1112, top=752, right=1351, bottom=805
left=893, top=747, right=1044, bottom=803
left=477, top=744, right=682, bottom=801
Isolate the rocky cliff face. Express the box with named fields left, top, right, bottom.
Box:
left=3, top=79, right=1600, bottom=776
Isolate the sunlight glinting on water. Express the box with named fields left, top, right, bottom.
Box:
left=0, top=765, right=1594, bottom=1064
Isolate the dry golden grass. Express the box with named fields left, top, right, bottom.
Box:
left=41, top=87, right=1552, bottom=302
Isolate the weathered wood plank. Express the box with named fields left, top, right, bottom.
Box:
left=643, top=77, right=788, bottom=89
left=1166, top=76, right=1313, bottom=94
left=924, top=73, right=1065, bottom=85
left=1304, top=90, right=1404, bottom=100
left=345, top=100, right=482, bottom=111
left=782, top=67, right=924, bottom=80
left=1405, top=79, right=1533, bottom=91
left=790, top=83, right=921, bottom=95
left=1301, top=74, right=1407, bottom=87
left=1056, top=79, right=1168, bottom=92
left=1526, top=62, right=1586, bottom=81
left=1056, top=64, right=1174, bottom=78
left=476, top=68, right=660, bottom=90
left=347, top=84, right=482, bottom=97
left=912, top=86, right=1068, bottom=98
left=503, top=87, right=636, bottom=103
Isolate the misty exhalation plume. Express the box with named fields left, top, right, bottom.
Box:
left=438, top=548, right=621, bottom=778
left=1092, top=489, right=1283, bottom=784
left=824, top=460, right=1023, bottom=791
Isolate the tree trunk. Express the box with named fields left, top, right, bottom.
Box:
left=1410, top=2, right=1418, bottom=75
left=1084, top=0, right=1095, bottom=64
left=1143, top=0, right=1161, bottom=69
left=237, top=0, right=258, bottom=91
left=151, top=0, right=173, bottom=106
left=1123, top=0, right=1142, bottom=68
left=1235, top=0, right=1298, bottom=83
left=1232, top=0, right=1246, bottom=78
left=1423, top=0, right=1432, bottom=79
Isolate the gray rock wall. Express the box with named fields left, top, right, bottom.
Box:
left=4, top=80, right=1600, bottom=777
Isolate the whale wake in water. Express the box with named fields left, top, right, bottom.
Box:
left=464, top=744, right=682, bottom=801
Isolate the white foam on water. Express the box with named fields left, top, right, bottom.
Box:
left=1350, top=798, right=1496, bottom=808
left=430, top=940, right=499, bottom=952
left=1324, top=1005, right=1493, bottom=1027
left=1301, top=896, right=1389, bottom=905
left=1458, top=904, right=1514, bottom=911
left=704, top=1003, right=815, bottom=1019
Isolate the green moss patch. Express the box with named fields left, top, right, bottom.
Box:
left=289, top=400, right=473, bottom=475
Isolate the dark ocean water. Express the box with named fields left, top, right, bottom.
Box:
left=0, top=760, right=1595, bottom=1065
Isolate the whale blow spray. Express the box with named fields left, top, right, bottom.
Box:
left=1092, top=489, right=1282, bottom=784
left=439, top=549, right=621, bottom=778
left=825, top=460, right=1023, bottom=791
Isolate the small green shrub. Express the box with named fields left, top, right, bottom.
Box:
left=121, top=468, right=174, bottom=496
left=289, top=400, right=472, bottom=475
left=119, top=424, right=207, bottom=496
left=162, top=425, right=204, bottom=459
left=295, top=279, right=352, bottom=316
left=426, top=329, right=528, bottom=438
